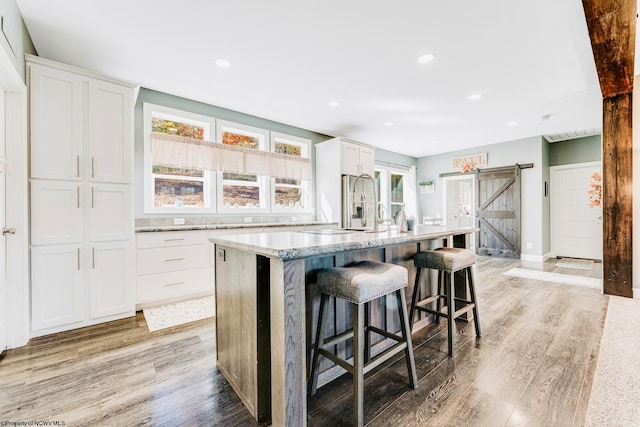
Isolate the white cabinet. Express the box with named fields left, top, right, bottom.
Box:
left=31, top=245, right=84, bottom=330
left=29, top=64, right=83, bottom=181
left=136, top=231, right=213, bottom=308
left=27, top=56, right=137, bottom=337
left=88, top=183, right=132, bottom=242
left=315, top=137, right=376, bottom=225
left=341, top=141, right=375, bottom=176
left=90, top=242, right=135, bottom=319
left=30, top=180, right=82, bottom=245
left=88, top=79, right=133, bottom=183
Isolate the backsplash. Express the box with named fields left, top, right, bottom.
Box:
left=135, top=214, right=317, bottom=228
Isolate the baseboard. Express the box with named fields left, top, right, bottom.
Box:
left=520, top=252, right=554, bottom=263
left=634, top=288, right=640, bottom=299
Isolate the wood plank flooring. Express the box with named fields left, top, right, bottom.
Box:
left=0, top=256, right=606, bottom=426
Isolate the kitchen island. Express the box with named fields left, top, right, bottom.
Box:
left=210, top=225, right=477, bottom=426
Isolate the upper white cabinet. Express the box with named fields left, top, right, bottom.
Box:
left=315, top=137, right=376, bottom=225
left=29, top=65, right=83, bottom=180
left=88, top=79, right=133, bottom=183
left=27, top=55, right=138, bottom=337
left=341, top=140, right=375, bottom=176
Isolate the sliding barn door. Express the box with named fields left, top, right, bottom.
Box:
left=476, top=167, right=521, bottom=258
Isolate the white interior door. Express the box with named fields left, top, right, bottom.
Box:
left=0, top=87, right=7, bottom=353
left=551, top=162, right=603, bottom=260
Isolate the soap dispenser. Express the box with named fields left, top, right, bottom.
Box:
left=397, top=205, right=408, bottom=233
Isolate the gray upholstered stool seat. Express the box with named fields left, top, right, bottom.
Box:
left=309, top=260, right=418, bottom=427
left=315, top=260, right=408, bottom=304
left=410, top=247, right=480, bottom=357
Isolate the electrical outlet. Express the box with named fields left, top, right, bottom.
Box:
left=526, top=242, right=533, bottom=249
left=173, top=217, right=185, bottom=225
left=244, top=217, right=252, bottom=223
left=291, top=216, right=298, bottom=222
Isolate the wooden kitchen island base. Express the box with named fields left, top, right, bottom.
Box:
left=212, top=226, right=476, bottom=426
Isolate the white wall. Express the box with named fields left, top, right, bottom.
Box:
left=416, top=136, right=547, bottom=259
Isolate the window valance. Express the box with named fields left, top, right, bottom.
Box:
left=150, top=132, right=312, bottom=180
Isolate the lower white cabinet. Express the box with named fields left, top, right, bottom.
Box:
left=31, top=245, right=84, bottom=330
left=136, top=230, right=213, bottom=308
left=31, top=242, right=135, bottom=336
left=90, top=242, right=135, bottom=319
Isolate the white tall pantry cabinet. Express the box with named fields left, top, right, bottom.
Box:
left=27, top=56, right=137, bottom=336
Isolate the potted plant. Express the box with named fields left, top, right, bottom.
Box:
left=419, top=180, right=435, bottom=193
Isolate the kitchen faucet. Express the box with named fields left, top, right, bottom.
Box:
left=351, top=173, right=379, bottom=232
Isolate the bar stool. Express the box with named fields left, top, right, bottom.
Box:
left=308, top=260, right=418, bottom=427
left=410, top=247, right=480, bottom=356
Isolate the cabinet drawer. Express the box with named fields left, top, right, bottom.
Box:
left=137, top=245, right=209, bottom=275
left=137, top=267, right=211, bottom=304
left=136, top=230, right=209, bottom=249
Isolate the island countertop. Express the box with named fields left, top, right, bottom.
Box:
left=209, top=225, right=477, bottom=260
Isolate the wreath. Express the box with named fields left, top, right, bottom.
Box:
left=587, top=170, right=602, bottom=208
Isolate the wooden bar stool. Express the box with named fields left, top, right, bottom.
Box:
left=410, top=247, right=481, bottom=356
left=308, top=260, right=418, bottom=427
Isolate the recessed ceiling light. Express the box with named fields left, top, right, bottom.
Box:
left=328, top=101, right=340, bottom=107
left=432, top=139, right=440, bottom=144
left=540, top=113, right=554, bottom=121
left=418, top=53, right=436, bottom=64
left=215, top=58, right=231, bottom=69
left=468, top=93, right=483, bottom=101
left=506, top=121, right=518, bottom=127
left=384, top=122, right=394, bottom=127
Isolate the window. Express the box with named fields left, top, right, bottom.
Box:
left=375, top=165, right=417, bottom=222
left=271, top=132, right=312, bottom=212
left=143, top=105, right=314, bottom=216
left=143, top=103, right=216, bottom=213
left=216, top=120, right=269, bottom=212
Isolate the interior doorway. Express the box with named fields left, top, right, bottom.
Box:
left=550, top=162, right=603, bottom=260
left=442, top=175, right=475, bottom=248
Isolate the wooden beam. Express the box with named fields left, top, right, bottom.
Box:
left=582, top=0, right=636, bottom=97
left=602, top=94, right=633, bottom=297
left=582, top=0, right=636, bottom=297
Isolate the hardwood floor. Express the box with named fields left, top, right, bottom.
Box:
left=0, top=257, right=606, bottom=426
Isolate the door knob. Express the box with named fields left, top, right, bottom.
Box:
left=2, top=227, right=15, bottom=235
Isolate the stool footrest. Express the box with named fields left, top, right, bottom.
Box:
left=363, top=342, right=408, bottom=375
left=321, top=330, right=354, bottom=348
left=318, top=348, right=354, bottom=374
left=368, top=326, right=403, bottom=343
left=453, top=303, right=475, bottom=319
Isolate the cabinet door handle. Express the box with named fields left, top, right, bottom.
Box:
left=164, top=238, right=185, bottom=242
left=91, top=186, right=95, bottom=208
left=77, top=248, right=81, bottom=270
left=92, top=157, right=95, bottom=178
left=164, top=282, right=184, bottom=287
left=77, top=186, right=80, bottom=208
left=76, top=155, right=80, bottom=178
left=164, top=257, right=185, bottom=262
left=92, top=247, right=96, bottom=268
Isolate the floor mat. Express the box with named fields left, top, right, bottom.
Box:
left=504, top=268, right=601, bottom=290
left=143, top=295, right=215, bottom=332
left=555, top=258, right=595, bottom=270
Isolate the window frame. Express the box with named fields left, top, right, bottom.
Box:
left=216, top=119, right=270, bottom=213
left=143, top=103, right=217, bottom=214
left=270, top=132, right=313, bottom=213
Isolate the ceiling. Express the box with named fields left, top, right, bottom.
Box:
left=16, top=0, right=605, bottom=158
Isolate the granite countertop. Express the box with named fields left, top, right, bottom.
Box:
left=209, top=225, right=478, bottom=260
left=135, top=221, right=336, bottom=233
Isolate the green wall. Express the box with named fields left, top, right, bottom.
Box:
left=548, top=134, right=601, bottom=166
left=0, top=0, right=36, bottom=82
